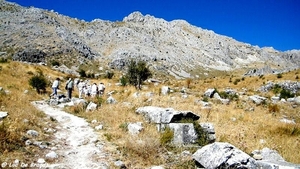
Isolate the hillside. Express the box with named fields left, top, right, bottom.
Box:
left=0, top=60, right=299, bottom=168
left=1, top=1, right=300, bottom=79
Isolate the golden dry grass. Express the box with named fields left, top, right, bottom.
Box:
left=1, top=61, right=299, bottom=168
left=0, top=61, right=62, bottom=163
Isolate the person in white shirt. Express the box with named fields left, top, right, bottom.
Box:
left=98, top=82, right=106, bottom=96
left=77, top=79, right=86, bottom=98
left=50, top=78, right=60, bottom=98
left=91, top=83, right=98, bottom=98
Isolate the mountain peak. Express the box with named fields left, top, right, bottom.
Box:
left=1, top=1, right=300, bottom=79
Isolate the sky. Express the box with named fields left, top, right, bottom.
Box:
left=10, top=0, right=300, bottom=51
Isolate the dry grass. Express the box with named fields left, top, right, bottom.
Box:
left=0, top=61, right=61, bottom=163
left=1, top=61, right=299, bottom=168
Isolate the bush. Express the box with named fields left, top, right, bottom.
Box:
left=28, top=74, right=47, bottom=94
left=0, top=58, right=8, bottom=63
left=50, top=60, right=60, bottom=67
left=280, top=88, right=295, bottom=99
left=272, top=84, right=281, bottom=94
left=120, top=76, right=128, bottom=86
left=277, top=73, right=283, bottom=78
left=126, top=60, right=152, bottom=90
left=105, top=71, right=114, bottom=79
left=160, top=127, right=174, bottom=145
left=79, top=69, right=87, bottom=77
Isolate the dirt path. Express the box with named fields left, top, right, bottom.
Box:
left=32, top=101, right=111, bottom=169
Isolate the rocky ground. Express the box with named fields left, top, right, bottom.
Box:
left=32, top=101, right=112, bottom=169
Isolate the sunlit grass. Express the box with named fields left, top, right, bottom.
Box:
left=1, top=61, right=299, bottom=167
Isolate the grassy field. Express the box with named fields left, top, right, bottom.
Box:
left=0, top=60, right=299, bottom=168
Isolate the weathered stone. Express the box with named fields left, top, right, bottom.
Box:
left=193, top=142, right=257, bottom=169
left=27, top=130, right=39, bottom=137
left=127, top=122, right=143, bottom=135
left=106, top=96, right=116, bottom=104
left=136, top=106, right=200, bottom=124
left=252, top=148, right=300, bottom=169
left=161, top=86, right=170, bottom=95
left=0, top=111, right=8, bottom=120
left=86, top=102, right=97, bottom=112
left=95, top=125, right=103, bottom=130
left=204, top=88, right=215, bottom=98
left=294, top=96, right=300, bottom=105
left=249, top=95, right=267, bottom=105
left=168, top=123, right=197, bottom=144
left=45, top=151, right=58, bottom=160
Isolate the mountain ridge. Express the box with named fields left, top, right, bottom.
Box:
left=1, top=1, right=299, bottom=78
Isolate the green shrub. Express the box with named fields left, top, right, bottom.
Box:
left=126, top=60, right=152, bottom=90
left=105, top=71, right=114, bottom=79
left=193, top=122, right=210, bottom=146
left=160, top=127, right=174, bottom=145
left=50, top=60, right=60, bottom=67
left=280, top=88, right=295, bottom=99
left=79, top=69, right=87, bottom=77
left=120, top=76, right=128, bottom=86
left=277, top=73, right=283, bottom=78
left=272, top=84, right=281, bottom=94
left=0, top=58, right=8, bottom=63
left=28, top=74, right=47, bottom=94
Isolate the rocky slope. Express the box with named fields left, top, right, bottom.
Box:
left=1, top=0, right=299, bottom=78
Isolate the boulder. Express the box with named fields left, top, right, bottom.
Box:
left=45, top=151, right=58, bottom=160
left=127, top=122, right=143, bottom=135
left=27, top=130, right=39, bottom=137
left=168, top=123, right=197, bottom=144
left=0, top=111, right=8, bottom=120
left=295, top=96, right=300, bottom=105
left=106, top=96, right=117, bottom=104
left=200, top=123, right=216, bottom=143
left=249, top=95, right=267, bottom=105
left=252, top=148, right=300, bottom=169
left=161, top=86, right=170, bottom=95
left=193, top=142, right=257, bottom=169
left=86, top=102, right=97, bottom=112
left=136, top=106, right=200, bottom=124
left=204, top=88, right=215, bottom=98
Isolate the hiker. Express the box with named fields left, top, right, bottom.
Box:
left=98, top=82, right=105, bottom=96
left=84, top=84, right=91, bottom=98
left=50, top=78, right=60, bottom=98
left=77, top=79, right=86, bottom=99
left=91, top=83, right=98, bottom=98
left=66, top=78, right=74, bottom=100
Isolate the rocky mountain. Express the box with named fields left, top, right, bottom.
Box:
left=1, top=0, right=300, bottom=78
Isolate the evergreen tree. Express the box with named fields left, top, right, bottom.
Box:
left=126, top=60, right=152, bottom=90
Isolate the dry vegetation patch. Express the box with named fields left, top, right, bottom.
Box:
left=1, top=61, right=299, bottom=167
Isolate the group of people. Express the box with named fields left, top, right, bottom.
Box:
left=77, top=80, right=106, bottom=98
left=50, top=77, right=105, bottom=100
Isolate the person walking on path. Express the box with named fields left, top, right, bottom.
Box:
left=66, top=78, right=74, bottom=100
left=50, top=78, right=60, bottom=98
left=91, top=83, right=98, bottom=98
left=98, top=82, right=105, bottom=96
left=77, top=79, right=86, bottom=99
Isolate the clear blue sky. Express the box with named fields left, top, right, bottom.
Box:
left=11, top=0, right=300, bottom=51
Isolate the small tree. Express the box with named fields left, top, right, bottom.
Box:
left=29, top=74, right=47, bottom=94
left=126, top=60, right=152, bottom=90
left=79, top=69, right=87, bottom=77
